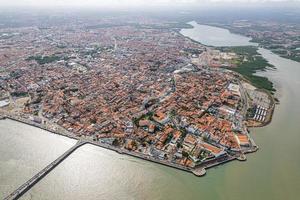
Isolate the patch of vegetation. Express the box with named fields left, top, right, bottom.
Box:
left=221, top=46, right=276, bottom=92
left=282, top=54, right=300, bottom=62
left=246, top=107, right=256, bottom=118
left=224, top=46, right=258, bottom=55
left=164, top=133, right=173, bottom=145
left=182, top=151, right=189, bottom=158
left=26, top=55, right=62, bottom=65
left=184, top=48, right=203, bottom=54
left=132, top=111, right=154, bottom=126
left=9, top=70, right=22, bottom=79
left=11, top=91, right=28, bottom=97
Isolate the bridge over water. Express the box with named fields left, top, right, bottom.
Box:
left=4, top=140, right=87, bottom=200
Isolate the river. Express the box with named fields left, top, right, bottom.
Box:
left=180, top=21, right=257, bottom=47
left=1, top=22, right=300, bottom=200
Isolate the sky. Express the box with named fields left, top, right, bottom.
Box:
left=1, top=0, right=300, bottom=8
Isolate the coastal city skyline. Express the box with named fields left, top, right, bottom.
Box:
left=0, top=2, right=300, bottom=200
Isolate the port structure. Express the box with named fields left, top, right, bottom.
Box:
left=3, top=140, right=87, bottom=200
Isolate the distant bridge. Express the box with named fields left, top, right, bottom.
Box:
left=4, top=140, right=87, bottom=200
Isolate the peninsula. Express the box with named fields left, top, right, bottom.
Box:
left=0, top=15, right=275, bottom=179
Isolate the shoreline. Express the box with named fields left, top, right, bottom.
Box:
left=179, top=21, right=276, bottom=93
left=246, top=89, right=276, bottom=128
left=0, top=22, right=271, bottom=180
left=179, top=22, right=276, bottom=128
left=0, top=29, right=264, bottom=178
left=233, top=71, right=276, bottom=128
left=193, top=21, right=300, bottom=64
left=0, top=115, right=193, bottom=174
left=0, top=114, right=255, bottom=177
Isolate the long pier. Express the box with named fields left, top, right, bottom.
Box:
left=3, top=140, right=87, bottom=200
left=1, top=114, right=258, bottom=199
